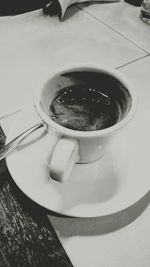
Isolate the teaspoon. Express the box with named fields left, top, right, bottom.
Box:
left=0, top=123, right=44, bottom=161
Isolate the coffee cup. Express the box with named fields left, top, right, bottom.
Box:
left=34, top=63, right=137, bottom=182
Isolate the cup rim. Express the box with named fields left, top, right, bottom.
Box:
left=33, top=63, right=138, bottom=138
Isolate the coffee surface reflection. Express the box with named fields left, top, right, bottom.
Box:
left=49, top=85, right=122, bottom=131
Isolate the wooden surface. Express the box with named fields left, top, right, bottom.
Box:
left=0, top=126, right=73, bottom=267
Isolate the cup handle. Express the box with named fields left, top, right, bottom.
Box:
left=49, top=137, right=79, bottom=182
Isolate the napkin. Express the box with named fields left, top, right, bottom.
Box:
left=43, top=0, right=120, bottom=19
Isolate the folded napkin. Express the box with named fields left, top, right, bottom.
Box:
left=0, top=126, right=73, bottom=267
left=43, top=0, right=120, bottom=19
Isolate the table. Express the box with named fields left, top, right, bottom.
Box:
left=0, top=1, right=150, bottom=266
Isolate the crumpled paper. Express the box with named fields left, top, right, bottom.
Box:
left=44, top=0, right=120, bottom=20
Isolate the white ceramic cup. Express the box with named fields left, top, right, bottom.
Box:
left=34, top=64, right=137, bottom=182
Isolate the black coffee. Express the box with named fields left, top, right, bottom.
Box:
left=49, top=85, right=122, bottom=131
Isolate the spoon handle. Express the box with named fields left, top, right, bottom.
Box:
left=0, top=123, right=44, bottom=161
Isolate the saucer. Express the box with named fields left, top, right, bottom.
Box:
left=6, top=105, right=150, bottom=217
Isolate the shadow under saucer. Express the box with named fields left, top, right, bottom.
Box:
left=48, top=190, right=150, bottom=237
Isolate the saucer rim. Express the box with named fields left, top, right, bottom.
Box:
left=6, top=104, right=150, bottom=218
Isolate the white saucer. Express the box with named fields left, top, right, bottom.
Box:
left=6, top=105, right=150, bottom=218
